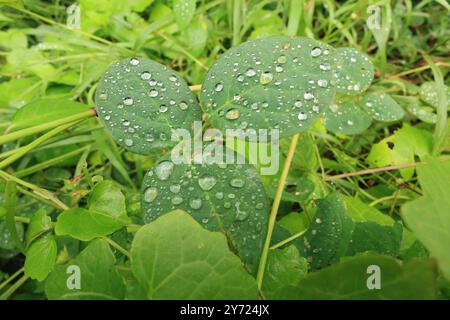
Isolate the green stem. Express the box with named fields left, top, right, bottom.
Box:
left=0, top=274, right=29, bottom=300
left=0, top=109, right=95, bottom=145
left=4, top=181, right=25, bottom=253
left=256, top=133, right=300, bottom=289
left=287, top=0, right=302, bottom=36
left=270, top=229, right=308, bottom=250
left=0, top=268, right=24, bottom=292
left=103, top=237, right=131, bottom=258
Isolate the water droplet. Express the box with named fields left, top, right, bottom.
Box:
left=215, top=192, right=224, bottom=200
left=125, top=138, right=134, bottom=146
left=245, top=68, right=256, bottom=77
left=260, top=72, right=273, bottom=85
left=275, top=65, right=284, bottom=73
left=298, top=112, right=308, bottom=121
left=159, top=105, right=168, bottom=113
left=215, top=83, right=224, bottom=92
left=179, top=101, right=188, bottom=110
left=155, top=161, right=174, bottom=180
left=347, top=120, right=354, bottom=126
left=171, top=195, right=183, bottom=205
left=256, top=203, right=264, bottom=210
left=149, top=89, right=158, bottom=97
left=123, top=97, right=134, bottom=106
left=277, top=55, right=287, bottom=64
left=141, top=72, right=151, bottom=80
left=294, top=100, right=303, bottom=108
left=99, top=92, right=107, bottom=100
left=130, top=57, right=140, bottom=65
left=169, top=75, right=177, bottom=82
left=304, top=92, right=314, bottom=100
left=317, top=79, right=328, bottom=87
left=143, top=187, right=157, bottom=202
left=170, top=184, right=181, bottom=194
left=189, top=198, right=203, bottom=210
left=201, top=218, right=209, bottom=224
left=226, top=109, right=240, bottom=120
left=230, top=178, right=245, bottom=188
left=198, top=176, right=217, bottom=191
left=237, top=74, right=244, bottom=82
left=311, top=47, right=322, bottom=57
left=319, top=63, right=331, bottom=71
left=315, top=218, right=322, bottom=224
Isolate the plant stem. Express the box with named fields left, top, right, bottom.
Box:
left=0, top=268, right=24, bottom=292
left=256, top=133, right=300, bottom=289
left=4, top=181, right=25, bottom=253
left=324, top=162, right=419, bottom=181
left=0, top=274, right=29, bottom=300
left=103, top=237, right=131, bottom=258
left=0, top=109, right=95, bottom=145
left=270, top=229, right=308, bottom=250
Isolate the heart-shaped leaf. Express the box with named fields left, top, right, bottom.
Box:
left=333, top=47, right=374, bottom=94
left=95, top=57, right=201, bottom=154
left=362, top=92, right=405, bottom=121
left=45, top=239, right=125, bottom=300
left=131, top=210, right=258, bottom=299
left=55, top=181, right=131, bottom=241
left=324, top=102, right=371, bottom=135
left=141, top=153, right=269, bottom=274
left=201, top=36, right=336, bottom=137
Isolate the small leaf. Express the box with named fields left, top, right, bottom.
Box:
left=201, top=37, right=336, bottom=137
left=334, top=47, right=374, bottom=94
left=141, top=155, right=269, bottom=273
left=402, top=158, right=450, bottom=280
left=131, top=210, right=258, bottom=299
left=45, top=239, right=125, bottom=300
left=362, top=92, right=405, bottom=121
left=55, top=181, right=131, bottom=241
left=25, top=209, right=52, bottom=245
left=262, top=245, right=308, bottom=299
left=24, top=235, right=57, bottom=281
left=173, top=0, right=196, bottom=29
left=419, top=81, right=450, bottom=109
left=343, top=195, right=395, bottom=226
left=95, top=57, right=201, bottom=154
left=285, top=255, right=436, bottom=299
left=324, top=102, right=371, bottom=135
left=297, top=192, right=354, bottom=270
left=12, top=98, right=90, bottom=130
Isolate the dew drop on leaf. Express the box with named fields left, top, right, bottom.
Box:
left=198, top=176, right=217, bottom=191
left=144, top=187, right=158, bottom=203
left=155, top=161, right=174, bottom=181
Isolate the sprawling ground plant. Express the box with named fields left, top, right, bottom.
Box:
left=0, top=0, right=449, bottom=301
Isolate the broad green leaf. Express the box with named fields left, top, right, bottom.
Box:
left=173, top=0, right=196, bottom=29
left=0, top=220, right=24, bottom=252
left=419, top=81, right=450, bottom=109
left=362, top=92, right=405, bottom=121
left=333, top=47, right=374, bottom=94
left=131, top=210, right=258, bottom=299
left=95, top=57, right=201, bottom=154
left=0, top=29, right=27, bottom=49
left=25, top=208, right=52, bottom=245
left=24, top=235, right=57, bottom=281
left=45, top=239, right=125, bottom=300
left=346, top=222, right=403, bottom=257
left=11, top=98, right=90, bottom=130
left=297, top=192, right=354, bottom=270
left=55, top=181, right=131, bottom=241
left=284, top=255, right=436, bottom=299
left=343, top=195, right=395, bottom=226
left=201, top=37, right=336, bottom=137
left=262, top=245, right=308, bottom=299
left=324, top=102, right=371, bottom=135
left=0, top=77, right=38, bottom=108
left=4, top=48, right=56, bottom=80
left=402, top=159, right=450, bottom=280
left=141, top=156, right=269, bottom=274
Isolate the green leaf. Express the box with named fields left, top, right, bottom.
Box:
left=25, top=208, right=52, bottom=245
left=201, top=36, right=336, bottom=137
left=173, top=0, right=196, bottom=29
left=334, top=47, right=374, bottom=94
left=0, top=77, right=38, bottom=108
left=346, top=222, right=403, bottom=257
left=131, top=210, right=258, bottom=299
left=141, top=156, right=269, bottom=274
left=0, top=29, right=27, bottom=50
left=297, top=192, right=354, bottom=270
left=402, top=159, right=450, bottom=280
left=12, top=98, right=90, bottom=131
left=45, top=239, right=125, bottom=300
left=419, top=81, right=450, bottom=109
left=285, top=255, right=437, bottom=299
left=324, top=101, right=371, bottom=135
left=95, top=57, right=201, bottom=154
left=262, top=245, right=308, bottom=299
left=24, top=235, right=57, bottom=281
left=362, top=92, right=405, bottom=122
left=55, top=181, right=131, bottom=241
left=343, top=195, right=395, bottom=226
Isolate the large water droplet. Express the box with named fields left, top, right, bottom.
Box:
left=311, top=47, right=322, bottom=57
left=149, top=89, right=158, bottom=97
left=171, top=195, right=183, bottom=205
left=215, top=83, right=224, bottom=92
left=230, top=178, right=245, bottom=188
left=125, top=138, right=134, bottom=146
left=246, top=68, right=256, bottom=77
left=123, top=97, right=134, bottom=106
left=317, top=79, right=328, bottom=88
left=189, top=198, right=203, bottom=210
left=226, top=109, right=240, bottom=120
left=304, top=92, right=314, bottom=100
left=170, top=184, right=181, bottom=194
left=260, top=72, right=273, bottom=85
left=155, top=161, right=174, bottom=180
left=179, top=101, right=188, bottom=110
left=143, top=187, right=157, bottom=202
left=198, top=176, right=217, bottom=191
left=130, top=57, right=140, bottom=65
left=298, top=112, right=308, bottom=120
left=141, top=72, right=151, bottom=80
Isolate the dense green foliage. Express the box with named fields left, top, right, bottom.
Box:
left=0, top=0, right=449, bottom=300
